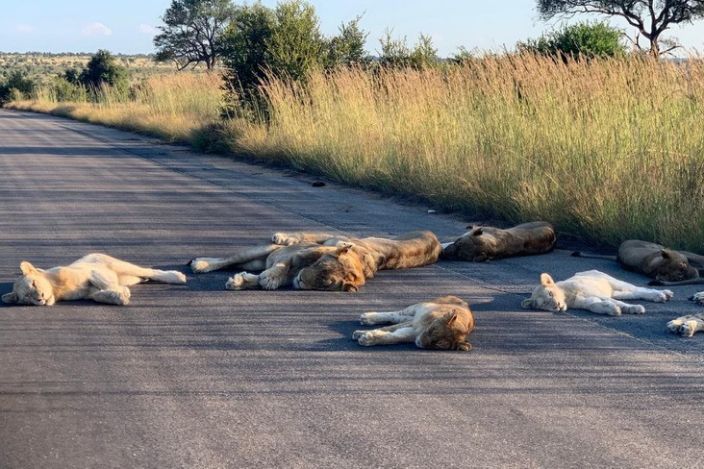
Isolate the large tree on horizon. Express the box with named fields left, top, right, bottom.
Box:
left=154, top=0, right=236, bottom=70
left=537, top=0, right=704, bottom=56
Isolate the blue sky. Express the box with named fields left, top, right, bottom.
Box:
left=1, top=0, right=703, bottom=55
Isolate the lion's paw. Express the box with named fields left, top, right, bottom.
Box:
left=357, top=332, right=376, bottom=346
left=258, top=270, right=284, bottom=290
left=272, top=233, right=299, bottom=246
left=690, top=291, right=704, bottom=305
left=172, top=271, right=187, bottom=284
left=225, top=273, right=246, bottom=291
left=666, top=318, right=684, bottom=333
left=352, top=330, right=366, bottom=340
left=623, top=304, right=646, bottom=315
left=679, top=320, right=698, bottom=338
left=114, top=287, right=131, bottom=305
left=190, top=258, right=214, bottom=273
left=653, top=290, right=673, bottom=303
left=359, top=313, right=376, bottom=325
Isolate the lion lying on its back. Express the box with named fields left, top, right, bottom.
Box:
left=2, top=253, right=186, bottom=306
left=442, top=221, right=556, bottom=262
left=190, top=230, right=442, bottom=292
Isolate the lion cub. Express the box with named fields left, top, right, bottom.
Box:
left=521, top=270, right=673, bottom=316
left=667, top=313, right=704, bottom=338
left=2, top=253, right=186, bottom=306
left=352, top=296, right=475, bottom=351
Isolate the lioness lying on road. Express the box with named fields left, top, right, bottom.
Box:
left=667, top=313, right=704, bottom=337
left=352, top=296, right=475, bottom=351
left=441, top=221, right=556, bottom=262
left=573, top=240, right=704, bottom=285
left=521, top=270, right=673, bottom=316
left=1, top=254, right=186, bottom=306
left=190, top=230, right=442, bottom=292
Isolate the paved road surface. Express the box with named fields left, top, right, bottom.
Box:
left=1, top=109, right=703, bottom=469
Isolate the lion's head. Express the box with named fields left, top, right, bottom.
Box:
left=416, top=309, right=473, bottom=351
left=2, top=261, right=56, bottom=306
left=441, top=226, right=490, bottom=261
left=293, top=244, right=367, bottom=292
left=653, top=249, right=698, bottom=282
left=521, top=273, right=567, bottom=312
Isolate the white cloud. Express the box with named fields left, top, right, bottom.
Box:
left=138, top=24, right=159, bottom=35
left=81, top=22, right=112, bottom=37
left=15, top=24, right=35, bottom=34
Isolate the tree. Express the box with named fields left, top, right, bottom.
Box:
left=79, top=50, right=128, bottom=89
left=154, top=0, right=236, bottom=70
left=518, top=22, right=626, bottom=58
left=326, top=16, right=369, bottom=68
left=267, top=0, right=326, bottom=82
left=379, top=31, right=439, bottom=69
left=537, top=0, right=704, bottom=57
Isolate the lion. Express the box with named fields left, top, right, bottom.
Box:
left=1, top=253, right=187, bottom=306
left=441, top=221, right=556, bottom=262
left=521, top=270, right=673, bottom=316
left=352, top=296, right=475, bottom=351
left=667, top=313, right=704, bottom=337
left=189, top=230, right=442, bottom=292
left=573, top=240, right=704, bottom=286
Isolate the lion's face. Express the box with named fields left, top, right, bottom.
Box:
left=2, top=262, right=55, bottom=306
left=293, top=245, right=366, bottom=292
left=521, top=273, right=567, bottom=312
left=416, top=311, right=472, bottom=351
left=654, top=250, right=698, bottom=282
left=441, top=227, right=488, bottom=261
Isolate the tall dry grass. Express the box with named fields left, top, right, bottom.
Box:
left=236, top=56, right=704, bottom=249
left=9, top=55, right=704, bottom=248
left=10, top=73, right=223, bottom=142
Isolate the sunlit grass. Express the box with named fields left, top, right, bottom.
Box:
left=10, top=55, right=704, bottom=249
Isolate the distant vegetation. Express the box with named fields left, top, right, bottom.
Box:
left=6, top=0, right=704, bottom=250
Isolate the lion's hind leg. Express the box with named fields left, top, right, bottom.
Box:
left=88, top=254, right=186, bottom=285
left=272, top=231, right=344, bottom=246
left=612, top=287, right=673, bottom=303
left=191, top=244, right=280, bottom=274
left=667, top=314, right=704, bottom=337
left=225, top=272, right=260, bottom=291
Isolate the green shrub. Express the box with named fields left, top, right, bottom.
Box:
left=519, top=22, right=626, bottom=59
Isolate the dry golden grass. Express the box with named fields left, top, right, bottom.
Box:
left=10, top=55, right=704, bottom=248
left=10, top=73, right=223, bottom=142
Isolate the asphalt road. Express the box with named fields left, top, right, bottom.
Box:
left=1, top=109, right=703, bottom=469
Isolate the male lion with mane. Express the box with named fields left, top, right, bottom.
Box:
left=190, top=230, right=442, bottom=292
left=352, top=296, right=475, bottom=351
left=2, top=253, right=186, bottom=306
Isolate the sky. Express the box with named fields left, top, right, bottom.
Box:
left=1, top=0, right=704, bottom=56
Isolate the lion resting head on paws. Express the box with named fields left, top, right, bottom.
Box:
left=618, top=240, right=702, bottom=284
left=293, top=244, right=370, bottom=292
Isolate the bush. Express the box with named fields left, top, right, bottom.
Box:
left=0, top=71, right=37, bottom=105
left=79, top=50, right=128, bottom=91
left=519, top=22, right=626, bottom=59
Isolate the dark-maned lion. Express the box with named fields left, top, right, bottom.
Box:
left=441, top=221, right=556, bottom=262
left=190, top=231, right=442, bottom=292
left=352, top=296, right=475, bottom=351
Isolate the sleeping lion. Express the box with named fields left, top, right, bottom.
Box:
left=442, top=221, right=556, bottom=262
left=190, top=230, right=442, bottom=292
left=352, top=296, right=475, bottom=351
left=573, top=240, right=704, bottom=286
left=667, top=313, right=704, bottom=338
left=1, top=253, right=186, bottom=306
left=521, top=270, right=673, bottom=316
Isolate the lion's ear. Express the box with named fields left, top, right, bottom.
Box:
left=2, top=292, right=18, bottom=304
left=660, top=249, right=672, bottom=260
left=342, top=282, right=359, bottom=292
left=472, top=228, right=483, bottom=237
left=446, top=311, right=458, bottom=324
left=19, top=261, right=36, bottom=275
left=336, top=243, right=353, bottom=255
left=539, top=273, right=555, bottom=287
left=521, top=298, right=534, bottom=310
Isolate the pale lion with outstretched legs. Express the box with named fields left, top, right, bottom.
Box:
left=2, top=253, right=186, bottom=306
left=521, top=270, right=673, bottom=316
left=352, top=296, right=475, bottom=351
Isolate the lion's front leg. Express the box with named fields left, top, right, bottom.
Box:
left=272, top=231, right=342, bottom=246
left=353, top=324, right=416, bottom=347
left=225, top=272, right=260, bottom=291
left=359, top=306, right=419, bottom=325
left=573, top=296, right=622, bottom=316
